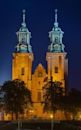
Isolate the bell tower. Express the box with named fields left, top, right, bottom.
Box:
left=46, top=9, right=68, bottom=91
left=12, top=10, right=34, bottom=89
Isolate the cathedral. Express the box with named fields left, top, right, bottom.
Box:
left=12, top=9, right=68, bottom=120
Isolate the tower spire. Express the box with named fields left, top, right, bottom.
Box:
left=22, top=9, right=26, bottom=27
left=54, top=9, right=58, bottom=28
left=16, top=9, right=32, bottom=53
left=48, top=9, right=65, bottom=52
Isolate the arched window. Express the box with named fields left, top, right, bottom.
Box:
left=59, top=56, right=62, bottom=66
left=55, top=37, right=58, bottom=43
left=55, top=66, right=58, bottom=73
left=37, top=91, right=41, bottom=102
left=59, top=56, right=62, bottom=63
left=21, top=68, right=25, bottom=75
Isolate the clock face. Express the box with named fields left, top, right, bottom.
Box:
left=19, top=44, right=27, bottom=52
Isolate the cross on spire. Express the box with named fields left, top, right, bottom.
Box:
left=54, top=9, right=58, bottom=28
left=22, top=9, right=26, bottom=27
left=23, top=9, right=26, bottom=23
left=55, top=9, right=57, bottom=23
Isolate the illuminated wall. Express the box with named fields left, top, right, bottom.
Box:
left=46, top=52, right=68, bottom=89
left=12, top=53, right=33, bottom=90
left=31, top=64, right=47, bottom=117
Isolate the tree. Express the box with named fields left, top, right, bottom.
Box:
left=60, top=88, right=81, bottom=120
left=43, top=77, right=64, bottom=118
left=2, top=79, right=32, bottom=120
left=0, top=86, right=5, bottom=112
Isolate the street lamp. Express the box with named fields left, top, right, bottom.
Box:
left=50, top=113, right=54, bottom=130
left=29, top=109, right=34, bottom=118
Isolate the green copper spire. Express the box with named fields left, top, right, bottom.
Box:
left=16, top=9, right=32, bottom=53
left=48, top=9, right=65, bottom=53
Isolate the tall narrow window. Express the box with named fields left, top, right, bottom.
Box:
left=21, top=68, right=25, bottom=75
left=55, top=66, right=58, bottom=73
left=55, top=37, right=59, bottom=44
left=59, top=56, right=62, bottom=65
left=37, top=91, right=41, bottom=102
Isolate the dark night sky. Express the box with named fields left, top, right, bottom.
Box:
left=0, top=0, right=81, bottom=90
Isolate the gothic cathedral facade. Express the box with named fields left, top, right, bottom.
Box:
left=12, top=9, right=68, bottom=119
